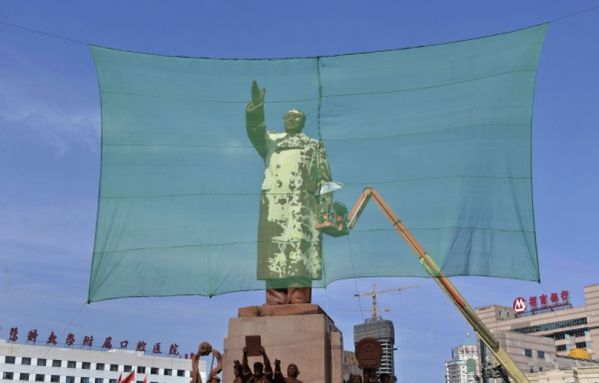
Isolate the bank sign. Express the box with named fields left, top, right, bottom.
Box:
left=512, top=290, right=570, bottom=315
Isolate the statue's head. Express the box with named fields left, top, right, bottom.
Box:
left=350, top=374, right=363, bottom=383
left=253, top=362, right=264, bottom=375
left=287, top=363, right=300, bottom=378
left=283, top=109, right=306, bottom=134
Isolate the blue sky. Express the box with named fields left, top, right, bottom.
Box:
left=1, top=1, right=598, bottom=381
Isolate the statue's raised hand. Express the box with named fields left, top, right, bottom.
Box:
left=251, top=80, right=266, bottom=106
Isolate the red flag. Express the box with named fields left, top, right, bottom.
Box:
left=143, top=375, right=148, bottom=383
left=121, top=371, right=135, bottom=383
left=117, top=374, right=122, bottom=383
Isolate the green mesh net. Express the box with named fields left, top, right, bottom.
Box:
left=88, top=24, right=547, bottom=302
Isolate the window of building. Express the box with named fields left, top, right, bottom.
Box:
left=539, top=367, right=543, bottom=372
left=512, top=318, right=588, bottom=334
left=52, top=359, right=62, bottom=367
left=177, top=370, right=185, bottom=377
left=150, top=368, right=159, bottom=375
left=557, top=344, right=567, bottom=351
left=51, top=376, right=60, bottom=382
left=68, top=360, right=76, bottom=368
left=537, top=350, right=545, bottom=359
left=109, top=380, right=117, bottom=383
left=164, top=369, right=172, bottom=376
left=5, top=356, right=16, bottom=364
left=124, top=365, right=132, bottom=372
left=3, top=372, right=14, bottom=380
left=82, top=362, right=91, bottom=370
left=529, top=366, right=534, bottom=373
left=573, top=330, right=586, bottom=337
left=19, top=373, right=30, bottom=381
left=576, top=341, right=587, bottom=349
left=137, top=366, right=145, bottom=374
left=37, top=358, right=47, bottom=366
left=35, top=374, right=45, bottom=382
left=95, top=379, right=103, bottom=383
left=524, top=348, right=532, bottom=357
left=81, top=378, right=90, bottom=383
left=66, top=377, right=75, bottom=383
left=22, top=357, right=32, bottom=365
left=96, top=363, right=105, bottom=371
left=110, top=364, right=118, bottom=372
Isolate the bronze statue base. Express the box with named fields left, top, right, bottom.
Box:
left=266, top=287, right=312, bottom=305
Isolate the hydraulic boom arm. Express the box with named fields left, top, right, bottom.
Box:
left=347, top=187, right=528, bottom=383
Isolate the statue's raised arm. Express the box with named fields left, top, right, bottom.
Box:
left=246, top=80, right=268, bottom=160
left=251, top=80, right=265, bottom=107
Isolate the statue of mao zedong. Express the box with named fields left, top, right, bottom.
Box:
left=246, top=80, right=332, bottom=304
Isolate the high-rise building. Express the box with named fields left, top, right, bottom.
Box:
left=0, top=340, right=205, bottom=383
left=353, top=319, right=395, bottom=378
left=445, top=334, right=479, bottom=383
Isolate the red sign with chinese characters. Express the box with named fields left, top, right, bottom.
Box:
left=516, top=290, right=570, bottom=315
left=4, top=327, right=186, bottom=356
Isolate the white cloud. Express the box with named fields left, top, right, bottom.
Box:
left=0, top=44, right=100, bottom=157
left=0, top=94, right=100, bottom=157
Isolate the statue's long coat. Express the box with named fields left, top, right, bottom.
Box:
left=246, top=102, right=331, bottom=285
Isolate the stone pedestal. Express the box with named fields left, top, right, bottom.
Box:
left=223, top=304, right=344, bottom=383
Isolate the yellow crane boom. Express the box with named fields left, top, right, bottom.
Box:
left=346, top=186, right=528, bottom=383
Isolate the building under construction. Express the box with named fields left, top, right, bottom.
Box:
left=352, top=284, right=416, bottom=380
left=354, top=319, right=395, bottom=377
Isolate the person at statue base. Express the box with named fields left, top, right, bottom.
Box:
left=191, top=342, right=222, bottom=383
left=242, top=346, right=273, bottom=382
left=363, top=369, right=378, bottom=383
left=246, top=80, right=333, bottom=305
left=233, top=360, right=244, bottom=383
left=273, top=359, right=302, bottom=383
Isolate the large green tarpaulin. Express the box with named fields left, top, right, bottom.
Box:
left=88, top=25, right=547, bottom=302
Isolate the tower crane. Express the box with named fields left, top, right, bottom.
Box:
left=354, top=284, right=417, bottom=321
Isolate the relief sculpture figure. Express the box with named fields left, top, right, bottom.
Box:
left=273, top=359, right=302, bottom=383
